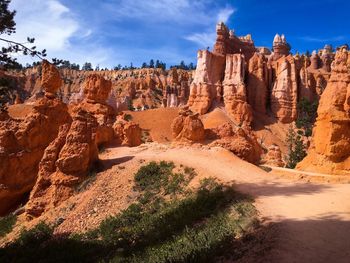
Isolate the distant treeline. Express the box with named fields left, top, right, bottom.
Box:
left=4, top=58, right=197, bottom=71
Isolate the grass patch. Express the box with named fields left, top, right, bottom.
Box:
left=0, top=162, right=257, bottom=263
left=0, top=214, right=17, bottom=238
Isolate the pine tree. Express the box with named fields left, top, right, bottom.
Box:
left=149, top=59, right=154, bottom=68
left=285, top=125, right=307, bottom=169
left=0, top=0, right=47, bottom=66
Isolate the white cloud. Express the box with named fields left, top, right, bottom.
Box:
left=298, top=35, right=346, bottom=42
left=217, top=7, right=235, bottom=23
left=184, top=32, right=216, bottom=49
left=185, top=6, right=236, bottom=48
left=9, top=0, right=78, bottom=51
left=2, top=0, right=109, bottom=67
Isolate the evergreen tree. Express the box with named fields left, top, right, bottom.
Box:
left=296, top=97, right=318, bottom=137
left=141, top=62, right=148, bottom=68
left=285, top=125, right=307, bottom=169
left=0, top=0, right=47, bottom=66
left=82, top=62, right=92, bottom=71
left=149, top=59, right=154, bottom=68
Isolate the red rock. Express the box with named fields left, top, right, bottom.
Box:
left=83, top=74, right=112, bottom=104
left=0, top=97, right=71, bottom=215
left=25, top=109, right=99, bottom=219
left=171, top=107, right=205, bottom=142
left=270, top=55, right=298, bottom=123
left=297, top=47, right=350, bottom=175
left=223, top=54, right=253, bottom=125
left=188, top=50, right=225, bottom=114
left=41, top=60, right=62, bottom=98
left=264, top=144, right=285, bottom=167
left=210, top=122, right=262, bottom=164
left=113, top=113, right=142, bottom=147
left=246, top=53, right=268, bottom=114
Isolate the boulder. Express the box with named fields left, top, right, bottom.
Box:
left=171, top=107, right=205, bottom=142
left=264, top=145, right=285, bottom=167
left=113, top=113, right=142, bottom=147
left=209, top=122, right=262, bottom=164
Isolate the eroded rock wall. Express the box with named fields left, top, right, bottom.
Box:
left=297, top=47, right=350, bottom=175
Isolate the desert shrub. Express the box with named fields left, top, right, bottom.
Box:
left=134, top=161, right=174, bottom=192
left=124, top=114, right=133, bottom=121
left=0, top=214, right=17, bottom=237
left=0, top=162, right=257, bottom=263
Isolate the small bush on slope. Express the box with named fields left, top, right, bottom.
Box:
left=0, top=162, right=257, bottom=263
left=0, top=214, right=17, bottom=237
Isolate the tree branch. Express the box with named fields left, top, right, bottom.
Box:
left=0, top=37, right=45, bottom=60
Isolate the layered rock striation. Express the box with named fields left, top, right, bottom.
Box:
left=297, top=46, right=350, bottom=175
left=188, top=22, right=336, bottom=125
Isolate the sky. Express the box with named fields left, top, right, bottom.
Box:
left=4, top=0, right=350, bottom=68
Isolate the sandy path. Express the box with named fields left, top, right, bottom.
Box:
left=101, top=143, right=350, bottom=263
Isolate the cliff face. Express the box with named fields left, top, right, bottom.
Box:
left=297, top=46, right=350, bottom=175
left=188, top=23, right=335, bottom=126
left=3, top=67, right=192, bottom=111
left=223, top=54, right=252, bottom=125
left=188, top=50, right=225, bottom=114
left=269, top=55, right=298, bottom=123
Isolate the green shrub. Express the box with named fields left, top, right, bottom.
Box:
left=0, top=162, right=257, bottom=263
left=0, top=214, right=17, bottom=237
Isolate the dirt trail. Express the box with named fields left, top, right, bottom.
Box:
left=102, top=143, right=350, bottom=263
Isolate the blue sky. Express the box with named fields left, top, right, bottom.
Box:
left=6, top=0, right=350, bottom=68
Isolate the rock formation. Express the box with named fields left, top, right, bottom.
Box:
left=209, top=122, right=262, bottom=164
left=113, top=113, right=142, bottom=147
left=188, top=50, right=225, bottom=114
left=0, top=61, right=71, bottom=215
left=223, top=54, right=253, bottom=125
left=269, top=55, right=298, bottom=123
left=79, top=74, right=115, bottom=146
left=171, top=106, right=205, bottom=142
left=41, top=60, right=63, bottom=98
left=246, top=53, right=268, bottom=115
left=4, top=67, right=192, bottom=111
left=25, top=109, right=99, bottom=218
left=263, top=145, right=285, bottom=167
left=297, top=46, right=350, bottom=175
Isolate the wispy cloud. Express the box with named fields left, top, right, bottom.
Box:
left=217, top=7, right=236, bottom=23
left=185, top=6, right=236, bottom=48
left=4, top=0, right=237, bottom=67
left=184, top=32, right=216, bottom=49
left=5, top=0, right=109, bottom=66
left=298, top=35, right=346, bottom=42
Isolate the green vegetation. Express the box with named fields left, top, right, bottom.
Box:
left=0, top=162, right=257, bottom=263
left=296, top=97, right=318, bottom=137
left=0, top=214, right=17, bottom=237
left=285, top=97, right=318, bottom=168
left=285, top=125, right=307, bottom=169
